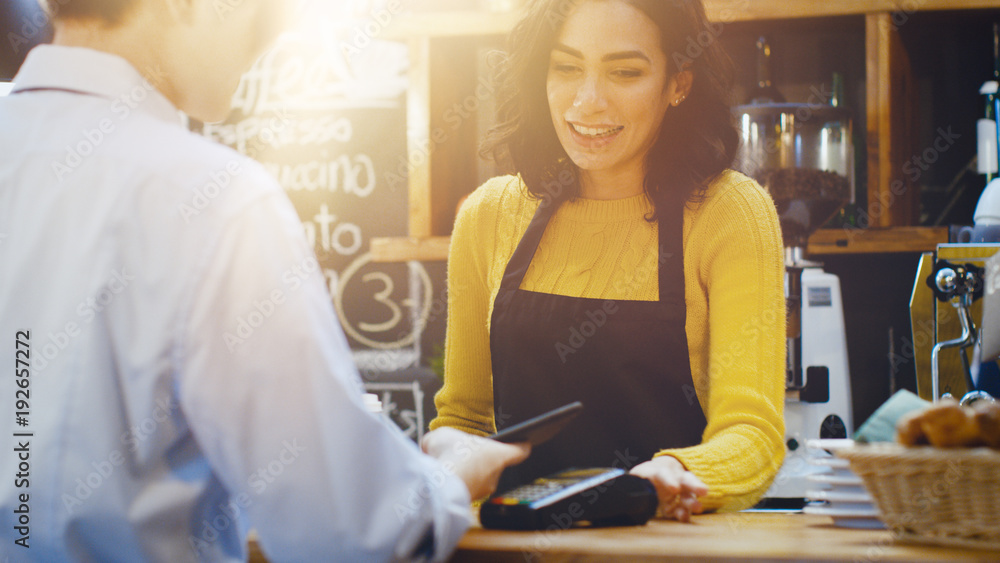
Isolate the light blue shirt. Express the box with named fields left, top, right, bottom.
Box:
left=0, top=45, right=470, bottom=562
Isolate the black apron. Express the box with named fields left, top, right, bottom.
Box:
left=490, top=196, right=707, bottom=489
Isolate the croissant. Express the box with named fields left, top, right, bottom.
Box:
left=895, top=398, right=986, bottom=448
left=973, top=401, right=1000, bottom=449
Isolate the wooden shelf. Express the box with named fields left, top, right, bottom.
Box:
left=384, top=0, right=1000, bottom=40
left=370, top=236, right=451, bottom=262
left=383, top=10, right=521, bottom=39
left=371, top=227, right=949, bottom=262
left=704, top=0, right=1000, bottom=21
left=807, top=226, right=948, bottom=255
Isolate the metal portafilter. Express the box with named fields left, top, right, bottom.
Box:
left=926, top=260, right=995, bottom=405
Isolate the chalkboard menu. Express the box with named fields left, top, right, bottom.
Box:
left=199, top=6, right=434, bottom=374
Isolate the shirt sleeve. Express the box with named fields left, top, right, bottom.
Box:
left=429, top=184, right=501, bottom=437
left=175, top=179, right=471, bottom=561
left=657, top=178, right=787, bottom=512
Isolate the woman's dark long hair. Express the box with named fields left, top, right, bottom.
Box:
left=481, top=0, right=740, bottom=217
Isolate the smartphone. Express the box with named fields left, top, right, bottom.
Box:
left=489, top=401, right=583, bottom=446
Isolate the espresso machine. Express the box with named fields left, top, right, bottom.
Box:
left=733, top=102, right=855, bottom=505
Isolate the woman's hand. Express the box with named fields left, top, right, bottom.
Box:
left=630, top=456, right=708, bottom=522
left=421, top=427, right=531, bottom=501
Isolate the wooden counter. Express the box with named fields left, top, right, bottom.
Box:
left=450, top=512, right=1000, bottom=562
left=246, top=512, right=1000, bottom=561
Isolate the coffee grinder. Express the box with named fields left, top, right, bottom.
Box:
left=733, top=102, right=855, bottom=505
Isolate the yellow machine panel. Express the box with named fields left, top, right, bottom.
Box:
left=911, top=244, right=1000, bottom=400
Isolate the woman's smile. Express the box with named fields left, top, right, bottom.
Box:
left=567, top=121, right=625, bottom=147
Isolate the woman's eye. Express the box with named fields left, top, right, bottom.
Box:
left=612, top=68, right=643, bottom=79
left=551, top=63, right=581, bottom=75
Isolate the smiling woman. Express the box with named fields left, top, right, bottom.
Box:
left=431, top=0, right=788, bottom=521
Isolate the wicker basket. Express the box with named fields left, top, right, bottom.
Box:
left=837, top=444, right=1000, bottom=550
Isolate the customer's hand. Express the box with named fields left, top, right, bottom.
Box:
left=421, top=427, right=530, bottom=501
left=630, top=455, right=708, bottom=522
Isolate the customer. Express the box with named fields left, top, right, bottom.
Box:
left=0, top=0, right=527, bottom=561
left=432, top=0, right=786, bottom=521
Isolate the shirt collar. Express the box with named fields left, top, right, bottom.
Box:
left=12, top=44, right=183, bottom=125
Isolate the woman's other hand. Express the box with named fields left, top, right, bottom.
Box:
left=630, top=455, right=708, bottom=522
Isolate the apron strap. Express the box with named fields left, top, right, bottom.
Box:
left=657, top=196, right=686, bottom=306
left=499, top=199, right=558, bottom=291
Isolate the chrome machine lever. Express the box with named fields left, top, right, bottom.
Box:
left=927, top=261, right=989, bottom=402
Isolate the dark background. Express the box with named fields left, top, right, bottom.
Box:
left=1, top=0, right=52, bottom=80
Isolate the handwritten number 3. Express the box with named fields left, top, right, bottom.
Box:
left=358, top=272, right=403, bottom=333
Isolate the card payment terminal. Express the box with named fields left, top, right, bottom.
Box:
left=480, top=467, right=658, bottom=530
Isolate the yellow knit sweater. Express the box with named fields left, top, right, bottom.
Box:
left=431, top=170, right=787, bottom=512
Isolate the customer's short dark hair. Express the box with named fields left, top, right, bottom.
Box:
left=42, top=0, right=137, bottom=24
left=482, top=0, right=739, bottom=217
